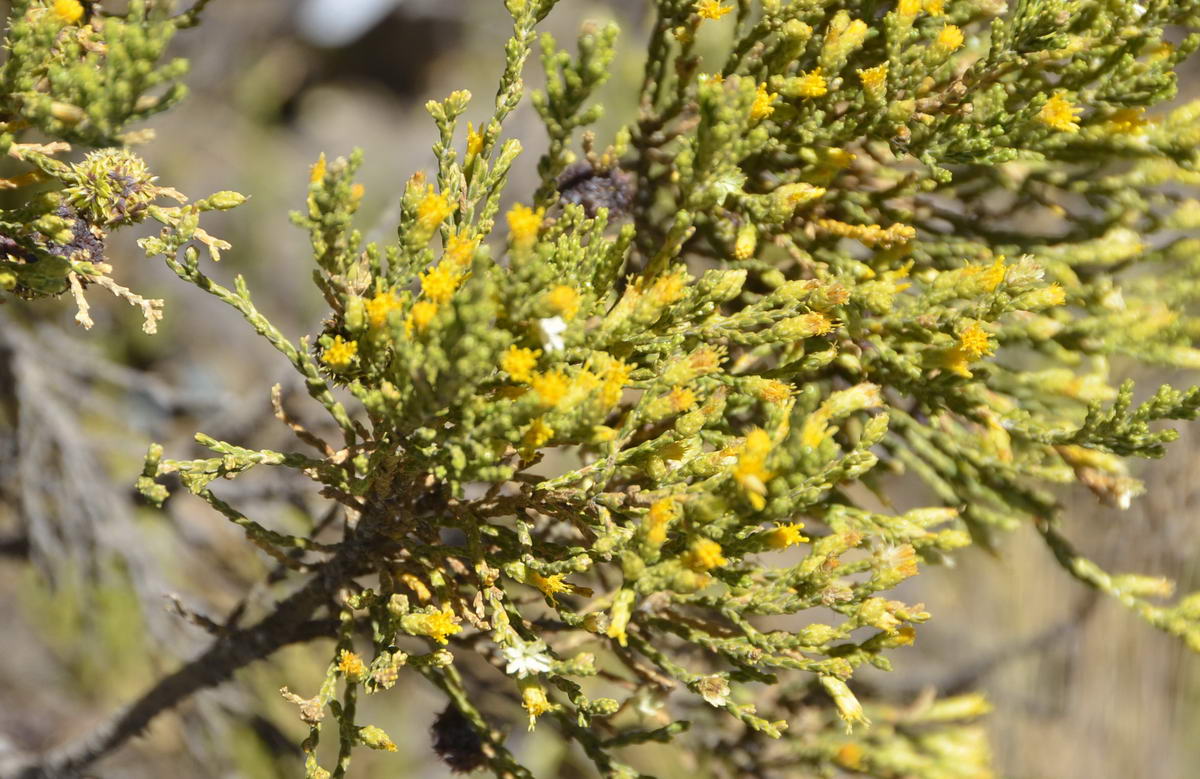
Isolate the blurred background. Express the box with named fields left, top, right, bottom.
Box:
left=0, top=1, right=1197, bottom=777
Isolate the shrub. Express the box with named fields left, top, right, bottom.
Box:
left=5, top=1, right=1200, bottom=777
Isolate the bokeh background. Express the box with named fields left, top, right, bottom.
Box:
left=0, top=1, right=1198, bottom=777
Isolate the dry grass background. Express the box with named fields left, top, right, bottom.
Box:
left=0, top=2, right=1197, bottom=776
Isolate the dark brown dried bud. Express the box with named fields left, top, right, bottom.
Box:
left=431, top=704, right=486, bottom=774
left=555, top=161, right=634, bottom=219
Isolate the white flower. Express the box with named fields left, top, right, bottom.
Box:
left=503, top=639, right=553, bottom=678
left=537, top=316, right=568, bottom=352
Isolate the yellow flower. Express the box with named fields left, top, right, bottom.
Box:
left=406, top=300, right=439, bottom=336
left=924, top=0, right=945, bottom=14
left=322, top=335, right=358, bottom=369
left=957, top=322, right=993, bottom=359
left=695, top=0, right=733, bottom=20
left=897, top=0, right=922, bottom=17
left=649, top=272, right=688, bottom=306
left=935, top=24, right=964, bottom=53
left=444, top=230, right=479, bottom=267
left=1042, top=283, right=1067, bottom=307
left=528, top=570, right=577, bottom=603
left=337, top=649, right=368, bottom=681
left=531, top=370, right=570, bottom=406
left=1039, top=93, right=1082, bottom=132
left=501, top=345, right=541, bottom=383
left=521, top=683, right=559, bottom=730
left=403, top=604, right=462, bottom=644
left=599, top=359, right=632, bottom=408
left=52, top=0, right=84, bottom=24
left=1106, top=107, right=1147, bottom=134
left=734, top=224, right=757, bottom=259
left=309, top=154, right=327, bottom=184
left=757, top=379, right=793, bottom=405
left=466, top=121, right=484, bottom=158
left=980, top=256, right=1006, bottom=291
left=835, top=744, right=864, bottom=770
left=545, top=285, right=581, bottom=320
left=507, top=203, right=544, bottom=248
left=766, top=523, right=809, bottom=549
left=646, top=498, right=678, bottom=546
left=733, top=428, right=773, bottom=510
left=801, top=413, right=831, bottom=449
left=792, top=68, right=828, bottom=98
left=940, top=322, right=993, bottom=377
left=420, top=262, right=465, bottom=304
left=668, top=386, right=697, bottom=413
left=750, top=83, right=777, bottom=121
left=366, top=289, right=402, bottom=330
left=521, top=417, right=555, bottom=457
left=857, top=63, right=888, bottom=96
left=417, top=186, right=455, bottom=233
left=684, top=538, right=727, bottom=572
